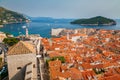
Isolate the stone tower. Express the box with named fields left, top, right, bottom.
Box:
left=67, top=32, right=70, bottom=40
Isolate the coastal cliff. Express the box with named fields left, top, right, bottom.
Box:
left=71, top=16, right=116, bottom=26
left=0, top=7, right=28, bottom=25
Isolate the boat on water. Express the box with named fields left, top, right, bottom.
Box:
left=0, top=25, right=3, bottom=28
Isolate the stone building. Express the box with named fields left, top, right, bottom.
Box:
left=7, top=41, right=38, bottom=80
left=51, top=28, right=65, bottom=37
left=0, top=32, right=7, bottom=42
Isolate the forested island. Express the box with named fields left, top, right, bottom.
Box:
left=71, top=16, right=116, bottom=26
left=0, top=7, right=28, bottom=26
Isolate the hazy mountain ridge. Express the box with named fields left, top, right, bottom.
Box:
left=30, top=17, right=75, bottom=23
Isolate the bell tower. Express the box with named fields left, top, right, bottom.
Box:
left=25, top=28, right=28, bottom=38
left=67, top=32, right=70, bottom=40
left=26, top=20, right=29, bottom=38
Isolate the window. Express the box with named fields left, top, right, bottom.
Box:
left=17, top=67, right=22, bottom=70
left=33, top=64, right=35, bottom=68
left=27, top=71, right=32, bottom=74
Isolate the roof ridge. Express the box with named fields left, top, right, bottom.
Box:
left=21, top=41, right=35, bottom=53
left=7, top=41, right=36, bottom=55
left=8, top=41, right=21, bottom=54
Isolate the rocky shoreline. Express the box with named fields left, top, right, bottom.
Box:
left=80, top=22, right=116, bottom=26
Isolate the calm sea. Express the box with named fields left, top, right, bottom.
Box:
left=0, top=19, right=120, bottom=38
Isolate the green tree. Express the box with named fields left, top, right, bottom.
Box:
left=46, top=56, right=65, bottom=66
left=3, top=38, right=20, bottom=46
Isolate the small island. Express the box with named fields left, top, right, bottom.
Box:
left=0, top=7, right=29, bottom=25
left=71, top=16, right=116, bottom=26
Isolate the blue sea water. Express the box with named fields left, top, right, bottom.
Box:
left=0, top=19, right=120, bottom=38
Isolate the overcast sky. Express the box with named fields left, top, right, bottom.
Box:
left=0, top=0, right=120, bottom=18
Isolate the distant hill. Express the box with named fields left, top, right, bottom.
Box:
left=0, top=7, right=28, bottom=25
left=71, top=16, right=116, bottom=26
left=30, top=17, right=74, bottom=23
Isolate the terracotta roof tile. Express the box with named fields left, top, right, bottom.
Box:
left=7, top=41, right=36, bottom=55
